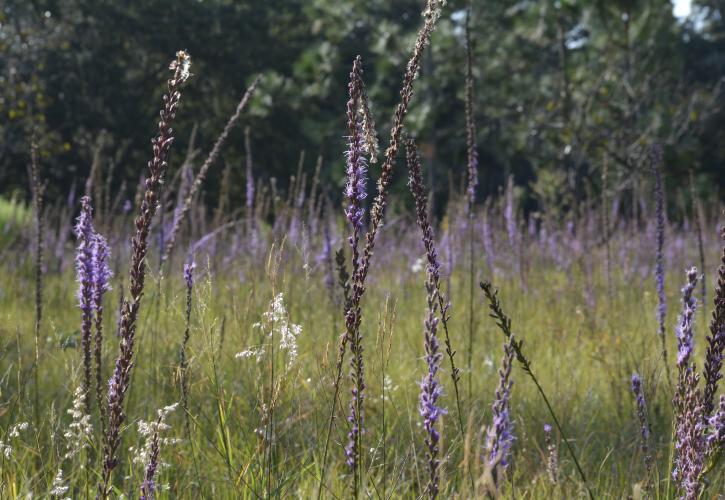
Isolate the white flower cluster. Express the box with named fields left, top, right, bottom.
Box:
left=0, top=422, right=29, bottom=459
left=49, top=468, right=70, bottom=498
left=129, top=403, right=180, bottom=470
left=236, top=293, right=302, bottom=369
left=64, top=387, right=93, bottom=459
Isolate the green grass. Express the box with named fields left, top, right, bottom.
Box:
left=0, top=227, right=722, bottom=498
left=0, top=196, right=31, bottom=246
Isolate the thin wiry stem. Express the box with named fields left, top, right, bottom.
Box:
left=163, top=76, right=260, bottom=262
left=464, top=5, right=479, bottom=448
left=480, top=281, right=594, bottom=500
left=703, top=220, right=725, bottom=418
left=406, top=138, right=469, bottom=492
left=98, top=51, right=191, bottom=499
left=652, top=144, right=672, bottom=388
left=29, top=137, right=44, bottom=433
left=318, top=4, right=444, bottom=496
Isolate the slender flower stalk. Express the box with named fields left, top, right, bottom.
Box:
left=140, top=424, right=160, bottom=500
left=406, top=137, right=471, bottom=490
left=99, top=51, right=191, bottom=499
left=707, top=394, right=725, bottom=452
left=702, top=223, right=725, bottom=418
left=138, top=404, right=177, bottom=500
left=29, top=138, right=44, bottom=430
left=92, top=232, right=112, bottom=432
left=319, top=4, right=444, bottom=497
left=464, top=4, right=478, bottom=212
left=419, top=271, right=446, bottom=499
left=544, top=424, right=558, bottom=484
left=675, top=268, right=699, bottom=371
left=464, top=3, right=479, bottom=410
left=180, top=260, right=196, bottom=415
left=484, top=336, right=515, bottom=481
left=342, top=56, right=368, bottom=493
left=480, top=281, right=594, bottom=499
left=652, top=144, right=670, bottom=383
left=75, top=196, right=96, bottom=407
left=672, top=268, right=705, bottom=498
left=245, top=126, right=255, bottom=229
left=163, top=75, right=260, bottom=262
left=630, top=373, right=653, bottom=481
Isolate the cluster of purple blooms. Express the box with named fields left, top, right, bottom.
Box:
left=74, top=195, right=112, bottom=405
left=485, top=337, right=515, bottom=472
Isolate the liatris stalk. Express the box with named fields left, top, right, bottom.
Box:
left=163, top=75, right=260, bottom=262
left=99, top=51, right=191, bottom=499
left=484, top=336, right=515, bottom=482
left=29, top=138, right=44, bottom=430
left=342, top=56, right=368, bottom=493
left=140, top=422, right=160, bottom=500
left=480, top=281, right=594, bottom=499
left=319, top=4, right=444, bottom=497
left=180, top=260, right=195, bottom=416
left=544, top=424, right=558, bottom=484
left=75, top=196, right=96, bottom=408
left=92, top=232, right=112, bottom=432
left=651, top=144, right=670, bottom=382
left=419, top=271, right=445, bottom=499
left=706, top=394, right=724, bottom=458
left=673, top=370, right=705, bottom=499
left=406, top=139, right=461, bottom=404
left=672, top=268, right=705, bottom=498
left=702, top=223, right=725, bottom=418
left=464, top=3, right=479, bottom=409
left=406, top=137, right=468, bottom=488
left=675, top=268, right=699, bottom=372
left=463, top=4, right=478, bottom=213
left=244, top=126, right=255, bottom=230
left=179, top=259, right=199, bottom=486
left=138, top=404, right=177, bottom=500
left=630, top=373, right=653, bottom=482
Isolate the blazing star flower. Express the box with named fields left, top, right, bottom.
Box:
left=75, top=196, right=96, bottom=403
left=418, top=274, right=446, bottom=497
left=486, top=337, right=515, bottom=472
left=707, top=395, right=724, bottom=452
left=676, top=268, right=699, bottom=369
left=631, top=373, right=653, bottom=478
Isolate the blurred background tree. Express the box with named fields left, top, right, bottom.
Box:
left=1, top=0, right=722, bottom=215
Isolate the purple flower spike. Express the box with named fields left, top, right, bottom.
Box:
left=707, top=395, right=725, bottom=452
left=75, top=196, right=96, bottom=405
left=92, top=233, right=113, bottom=303
left=344, top=121, right=367, bottom=230
left=486, top=337, right=515, bottom=474
left=183, top=260, right=196, bottom=290
left=630, top=373, right=653, bottom=479
left=676, top=268, right=699, bottom=370
left=672, top=268, right=706, bottom=498
left=543, top=424, right=558, bottom=484
left=418, top=273, right=446, bottom=498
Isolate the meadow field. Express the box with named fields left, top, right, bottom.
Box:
left=1, top=1, right=725, bottom=499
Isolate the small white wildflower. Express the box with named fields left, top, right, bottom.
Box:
left=49, top=469, right=69, bottom=496
left=0, top=441, right=12, bottom=459
left=8, top=422, right=29, bottom=438
left=235, top=346, right=265, bottom=362
left=250, top=293, right=302, bottom=369
left=64, top=386, right=93, bottom=459
left=132, top=403, right=179, bottom=470
left=411, top=257, right=425, bottom=273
